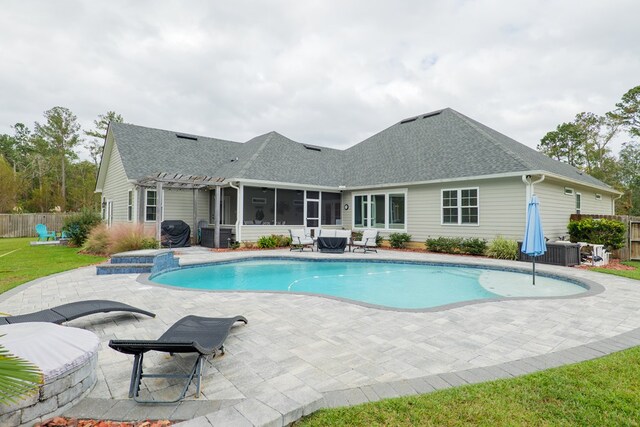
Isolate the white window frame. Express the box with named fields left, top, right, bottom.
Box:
left=441, top=187, right=480, bottom=226
left=351, top=189, right=408, bottom=231
left=576, top=192, right=582, bottom=214
left=145, top=189, right=158, bottom=222
left=127, top=190, right=133, bottom=222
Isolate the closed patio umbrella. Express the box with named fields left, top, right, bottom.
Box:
left=521, top=194, right=546, bottom=285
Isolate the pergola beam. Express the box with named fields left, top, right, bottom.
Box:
left=135, top=173, right=226, bottom=189
left=136, top=172, right=227, bottom=248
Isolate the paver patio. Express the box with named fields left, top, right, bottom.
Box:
left=2, top=248, right=640, bottom=426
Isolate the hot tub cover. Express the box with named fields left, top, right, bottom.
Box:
left=0, top=322, right=99, bottom=379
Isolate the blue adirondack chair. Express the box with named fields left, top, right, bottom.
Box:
left=35, top=224, right=56, bottom=241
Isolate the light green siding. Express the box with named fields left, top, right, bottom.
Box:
left=345, top=178, right=526, bottom=241
left=162, top=189, right=211, bottom=232
left=342, top=194, right=353, bottom=228
left=239, top=225, right=292, bottom=242
left=101, top=140, right=134, bottom=223
left=407, top=177, right=526, bottom=241
left=534, top=178, right=614, bottom=240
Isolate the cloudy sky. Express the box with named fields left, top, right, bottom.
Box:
left=1, top=1, right=638, bottom=158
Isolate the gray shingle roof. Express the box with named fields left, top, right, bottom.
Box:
left=110, top=109, right=613, bottom=191
left=219, top=132, right=346, bottom=186
left=343, top=108, right=611, bottom=189
left=112, top=123, right=241, bottom=180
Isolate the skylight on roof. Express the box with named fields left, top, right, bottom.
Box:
left=303, top=145, right=322, bottom=152
left=176, top=133, right=198, bottom=141
left=422, top=112, right=441, bottom=119
left=400, top=117, right=418, bottom=124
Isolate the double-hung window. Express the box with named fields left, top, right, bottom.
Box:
left=442, top=188, right=479, bottom=225
left=145, top=190, right=157, bottom=222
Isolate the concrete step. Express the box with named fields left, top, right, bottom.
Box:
left=96, top=263, right=153, bottom=275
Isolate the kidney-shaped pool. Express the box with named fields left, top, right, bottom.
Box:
left=149, top=259, right=592, bottom=310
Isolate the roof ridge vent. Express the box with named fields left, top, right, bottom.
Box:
left=422, top=111, right=442, bottom=119
left=176, top=133, right=198, bottom=141
left=400, top=116, right=418, bottom=124
left=303, top=144, right=322, bottom=152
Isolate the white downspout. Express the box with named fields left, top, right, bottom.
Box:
left=522, top=174, right=545, bottom=200
left=612, top=193, right=622, bottom=214
left=229, top=181, right=241, bottom=243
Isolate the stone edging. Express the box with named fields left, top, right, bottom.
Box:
left=1, top=351, right=98, bottom=427
left=61, top=325, right=640, bottom=426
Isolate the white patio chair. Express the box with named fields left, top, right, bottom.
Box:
left=352, top=229, right=378, bottom=253
left=289, top=229, right=314, bottom=252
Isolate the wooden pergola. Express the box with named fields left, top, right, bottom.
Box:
left=134, top=173, right=226, bottom=248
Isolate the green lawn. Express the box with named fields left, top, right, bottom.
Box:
left=298, top=347, right=640, bottom=426
left=299, top=260, right=640, bottom=426
left=0, top=237, right=106, bottom=295
left=592, top=261, right=640, bottom=280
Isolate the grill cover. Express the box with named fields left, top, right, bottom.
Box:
left=161, top=220, right=191, bottom=247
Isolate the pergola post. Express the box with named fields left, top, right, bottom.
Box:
left=156, top=182, right=163, bottom=247
left=192, top=188, right=197, bottom=245
left=214, top=185, right=221, bottom=248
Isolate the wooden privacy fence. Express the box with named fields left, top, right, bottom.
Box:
left=569, top=214, right=640, bottom=260
left=0, top=214, right=72, bottom=238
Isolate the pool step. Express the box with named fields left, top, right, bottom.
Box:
left=96, top=251, right=179, bottom=275
left=110, top=255, right=156, bottom=264
left=96, top=263, right=153, bottom=275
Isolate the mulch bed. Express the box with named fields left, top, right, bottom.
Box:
left=37, top=418, right=172, bottom=427
left=575, top=258, right=636, bottom=271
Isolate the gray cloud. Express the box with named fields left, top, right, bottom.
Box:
left=1, top=0, right=638, bottom=159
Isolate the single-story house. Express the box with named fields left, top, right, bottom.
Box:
left=95, top=108, right=620, bottom=246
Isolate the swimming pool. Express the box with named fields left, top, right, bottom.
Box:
left=150, top=259, right=590, bottom=310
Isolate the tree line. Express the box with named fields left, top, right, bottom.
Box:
left=0, top=87, right=638, bottom=215
left=0, top=108, right=122, bottom=213
left=539, top=85, right=639, bottom=215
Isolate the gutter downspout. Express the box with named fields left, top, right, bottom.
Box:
left=229, top=181, right=241, bottom=243
left=612, top=193, right=623, bottom=215
left=522, top=174, right=545, bottom=200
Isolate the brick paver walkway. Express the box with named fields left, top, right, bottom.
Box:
left=2, top=249, right=639, bottom=426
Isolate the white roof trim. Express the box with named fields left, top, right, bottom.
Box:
left=229, top=178, right=343, bottom=191
left=344, top=170, right=621, bottom=194
left=94, top=126, right=115, bottom=193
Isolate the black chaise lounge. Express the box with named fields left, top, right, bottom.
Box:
left=109, top=315, right=248, bottom=403
left=0, top=300, right=156, bottom=325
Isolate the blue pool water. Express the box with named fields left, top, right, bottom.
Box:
left=151, top=259, right=587, bottom=310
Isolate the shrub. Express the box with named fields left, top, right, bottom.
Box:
left=567, top=217, right=626, bottom=250
left=81, top=223, right=157, bottom=255
left=242, top=241, right=256, bottom=249
left=486, top=236, right=518, bottom=260
left=460, top=238, right=487, bottom=255
left=63, top=209, right=102, bottom=247
left=109, top=223, right=158, bottom=253
left=274, top=234, right=292, bottom=247
left=425, top=237, right=463, bottom=253
left=388, top=232, right=412, bottom=248
left=256, top=235, right=278, bottom=248
left=425, top=236, right=487, bottom=255
left=82, top=223, right=110, bottom=255
left=229, top=241, right=241, bottom=250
